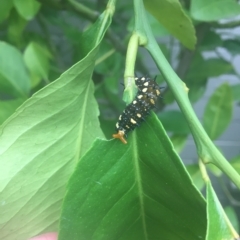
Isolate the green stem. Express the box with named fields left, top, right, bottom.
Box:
left=68, top=0, right=99, bottom=21
left=134, top=0, right=240, bottom=189
left=123, top=33, right=139, bottom=104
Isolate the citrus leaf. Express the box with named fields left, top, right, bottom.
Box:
left=190, top=0, right=240, bottom=22
left=231, top=156, right=240, bottom=174
left=59, top=114, right=206, bottom=240
left=0, top=0, right=13, bottom=23
left=143, top=0, right=196, bottom=49
left=158, top=110, right=190, bottom=134
left=0, top=41, right=30, bottom=98
left=203, top=83, right=233, bottom=140
left=224, top=206, right=239, bottom=233
left=0, top=99, right=25, bottom=125
left=0, top=9, right=111, bottom=240
left=170, top=134, right=187, bottom=153
left=231, top=84, right=240, bottom=101
left=23, top=41, right=52, bottom=87
left=186, top=164, right=205, bottom=191
left=206, top=181, right=239, bottom=240
left=13, top=0, right=41, bottom=20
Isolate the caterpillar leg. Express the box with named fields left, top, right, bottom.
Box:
left=112, top=130, right=127, bottom=144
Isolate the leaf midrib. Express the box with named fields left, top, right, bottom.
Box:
left=132, top=132, right=148, bottom=240
left=74, top=78, right=92, bottom=162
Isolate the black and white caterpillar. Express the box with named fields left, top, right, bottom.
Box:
left=113, top=76, right=162, bottom=144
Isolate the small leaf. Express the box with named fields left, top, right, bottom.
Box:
left=203, top=83, right=233, bottom=140
left=143, top=0, right=196, bottom=49
left=0, top=41, right=30, bottom=97
left=200, top=31, right=222, bottom=50
left=0, top=0, right=13, bottom=23
left=186, top=56, right=233, bottom=80
left=223, top=39, right=240, bottom=56
left=7, top=9, right=27, bottom=46
left=170, top=134, right=187, bottom=153
left=23, top=41, right=52, bottom=87
left=13, top=0, right=41, bottom=20
left=158, top=110, right=190, bottom=134
left=206, top=181, right=239, bottom=240
left=190, top=0, right=240, bottom=22
left=231, top=84, right=240, bottom=101
left=186, top=164, right=205, bottom=191
left=59, top=114, right=207, bottom=240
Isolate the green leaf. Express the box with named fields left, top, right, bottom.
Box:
left=0, top=9, right=111, bottom=240
left=223, top=39, right=240, bottom=56
left=206, top=181, right=238, bottom=240
left=186, top=164, right=205, bottom=191
left=190, top=0, right=240, bottom=22
left=231, top=156, right=240, bottom=174
left=187, top=56, right=233, bottom=80
left=0, top=99, right=25, bottom=125
left=170, top=134, right=187, bottom=153
left=203, top=83, right=233, bottom=140
left=231, top=84, right=240, bottom=101
left=224, top=206, right=239, bottom=233
left=143, top=0, right=196, bottom=49
left=59, top=114, right=206, bottom=240
left=13, top=0, right=41, bottom=20
left=0, top=41, right=30, bottom=97
left=158, top=110, right=190, bottom=134
left=200, top=31, right=222, bottom=50
left=23, top=41, right=52, bottom=87
left=7, top=9, right=27, bottom=46
left=0, top=0, right=13, bottom=23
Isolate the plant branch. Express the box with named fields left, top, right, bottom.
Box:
left=67, top=0, right=149, bottom=75
left=68, top=0, right=99, bottom=21
left=134, top=0, right=240, bottom=189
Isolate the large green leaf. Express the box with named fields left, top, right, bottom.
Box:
left=0, top=9, right=111, bottom=240
left=0, top=99, right=25, bottom=125
left=190, top=0, right=240, bottom=22
left=203, top=83, right=233, bottom=140
left=143, top=0, right=196, bottom=49
left=59, top=114, right=206, bottom=240
left=0, top=41, right=30, bottom=98
left=206, top=182, right=239, bottom=240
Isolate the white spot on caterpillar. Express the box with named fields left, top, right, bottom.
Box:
left=156, top=89, right=160, bottom=96
left=133, top=100, right=137, bottom=104
left=142, top=88, right=148, bottom=92
left=116, top=122, right=119, bottom=128
left=150, top=99, right=155, bottom=105
left=137, top=113, right=141, bottom=118
left=126, top=125, right=130, bottom=128
left=135, top=77, right=138, bottom=80
left=138, top=95, right=143, bottom=99
left=119, top=115, right=122, bottom=120
left=144, top=82, right=149, bottom=86
left=130, top=118, right=137, bottom=124
left=141, top=77, right=145, bottom=81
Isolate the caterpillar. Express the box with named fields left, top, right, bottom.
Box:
left=112, top=76, right=162, bottom=144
